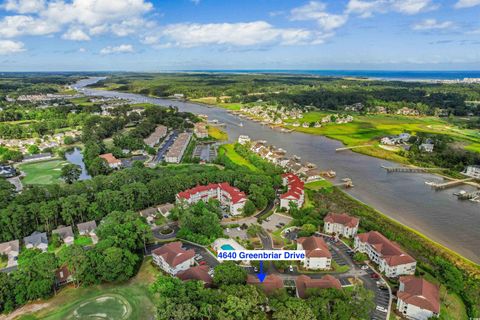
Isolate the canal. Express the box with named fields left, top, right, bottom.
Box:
left=73, top=78, right=480, bottom=264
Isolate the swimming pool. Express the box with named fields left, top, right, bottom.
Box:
left=221, top=244, right=235, bottom=250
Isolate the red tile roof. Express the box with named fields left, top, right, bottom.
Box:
left=247, top=274, right=284, bottom=294
left=177, top=265, right=212, bottom=286
left=99, top=153, right=121, bottom=164
left=177, top=183, right=247, bottom=204
left=281, top=173, right=304, bottom=200
left=398, top=276, right=440, bottom=313
left=152, top=241, right=195, bottom=268
left=324, top=213, right=359, bottom=228
left=296, top=275, right=341, bottom=298
left=297, top=236, right=331, bottom=258
left=356, top=231, right=416, bottom=267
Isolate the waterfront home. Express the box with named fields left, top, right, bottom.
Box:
left=419, top=143, right=434, bottom=153
left=24, top=231, right=48, bottom=252
left=152, top=241, right=195, bottom=275
left=77, top=220, right=98, bottom=244
left=397, top=276, right=440, bottom=320
left=0, top=240, right=20, bottom=268
left=323, top=213, right=359, bottom=238
left=303, top=168, right=322, bottom=183
left=238, top=135, right=251, bottom=145
left=463, top=165, right=480, bottom=179
left=52, top=226, right=74, bottom=246
left=99, top=153, right=122, bottom=169
left=247, top=274, right=284, bottom=294
left=177, top=265, right=213, bottom=287
left=354, top=231, right=416, bottom=278
left=296, top=236, right=332, bottom=270
left=176, top=183, right=247, bottom=216
left=280, top=173, right=304, bottom=210
left=295, top=275, right=341, bottom=299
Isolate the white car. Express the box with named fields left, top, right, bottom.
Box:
left=376, top=306, right=388, bottom=313
left=289, top=265, right=294, bottom=272
left=361, top=265, right=369, bottom=270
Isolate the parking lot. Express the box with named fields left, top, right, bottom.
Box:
left=224, top=225, right=248, bottom=239
left=193, top=142, right=217, bottom=162
left=260, top=213, right=292, bottom=233
left=153, top=131, right=177, bottom=163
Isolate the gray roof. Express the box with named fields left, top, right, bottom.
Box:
left=77, top=221, right=97, bottom=233
left=23, top=231, right=48, bottom=246
left=0, top=240, right=20, bottom=254
left=52, top=226, right=74, bottom=240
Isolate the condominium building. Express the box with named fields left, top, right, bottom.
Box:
left=323, top=213, right=360, bottom=238
left=397, top=276, right=440, bottom=320
left=144, top=125, right=167, bottom=147
left=354, top=231, right=416, bottom=278
left=295, top=275, right=341, bottom=299
left=165, top=132, right=192, bottom=163
left=152, top=241, right=195, bottom=275
left=280, top=173, right=304, bottom=210
left=297, top=236, right=332, bottom=270
left=176, top=182, right=247, bottom=215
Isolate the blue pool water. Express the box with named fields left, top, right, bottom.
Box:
left=221, top=244, right=235, bottom=250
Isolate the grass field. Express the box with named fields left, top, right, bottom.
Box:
left=218, top=144, right=258, bottom=171
left=74, top=236, right=93, bottom=246
left=18, top=160, right=68, bottom=185
left=190, top=97, right=242, bottom=111
left=19, top=258, right=158, bottom=320
left=305, top=180, right=333, bottom=190
left=207, top=125, right=228, bottom=140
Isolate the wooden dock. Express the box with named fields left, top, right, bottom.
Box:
left=457, top=190, right=480, bottom=200
left=381, top=166, right=443, bottom=173
left=336, top=145, right=373, bottom=152
left=428, top=178, right=474, bottom=190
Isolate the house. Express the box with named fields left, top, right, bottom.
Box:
left=323, top=213, right=359, bottom=238
left=247, top=274, right=284, bottom=294
left=99, top=153, right=122, bottom=169
left=0, top=240, right=20, bottom=268
left=55, top=265, right=73, bottom=287
left=397, top=276, right=440, bottom=320
left=164, top=132, right=192, bottom=163
left=52, top=226, right=74, bottom=246
left=297, top=236, right=332, bottom=270
left=177, top=265, right=213, bottom=287
left=24, top=231, right=48, bottom=252
left=152, top=241, right=195, bottom=275
left=295, top=275, right=341, bottom=299
left=419, top=143, right=434, bottom=153
left=77, top=221, right=98, bottom=244
left=238, top=135, right=251, bottom=145
left=176, top=182, right=247, bottom=216
left=354, top=231, right=416, bottom=278
left=463, top=165, right=480, bottom=179
left=381, top=137, right=397, bottom=145
left=157, top=203, right=175, bottom=217
left=22, top=153, right=52, bottom=163
left=139, top=207, right=159, bottom=225
left=280, top=173, right=304, bottom=210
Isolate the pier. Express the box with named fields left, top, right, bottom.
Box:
left=336, top=145, right=373, bottom=152
left=457, top=190, right=480, bottom=200
left=427, top=178, right=474, bottom=190
left=381, top=166, right=443, bottom=173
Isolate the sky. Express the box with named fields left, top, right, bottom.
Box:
left=0, top=0, right=479, bottom=71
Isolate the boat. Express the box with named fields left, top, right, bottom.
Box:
left=239, top=122, right=243, bottom=127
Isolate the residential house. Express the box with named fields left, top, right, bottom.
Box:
left=0, top=165, right=16, bottom=178
left=158, top=203, right=175, bottom=218
left=55, top=265, right=73, bottom=287
left=463, top=165, right=480, bottom=179
left=238, top=135, right=251, bottom=145
left=295, top=275, right=341, bottom=299
left=24, top=231, right=48, bottom=252
left=397, top=276, right=440, bottom=320
left=354, top=231, right=416, bottom=278
left=419, top=143, right=434, bottom=153
left=99, top=153, right=122, bottom=169
left=52, top=226, right=74, bottom=246
left=0, top=240, right=20, bottom=268
left=297, top=236, right=332, bottom=270
left=303, top=168, right=322, bottom=183
left=177, top=265, right=213, bottom=287
left=176, top=182, right=247, bottom=216
left=77, top=221, right=98, bottom=244
left=323, top=213, right=359, bottom=238
left=280, top=173, right=304, bottom=210
left=139, top=207, right=159, bottom=225
left=152, top=241, right=195, bottom=275
left=247, top=274, right=284, bottom=294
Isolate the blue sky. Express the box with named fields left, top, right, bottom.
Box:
left=0, top=0, right=479, bottom=71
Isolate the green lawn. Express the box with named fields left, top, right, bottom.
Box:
left=305, top=180, right=333, bottom=190
left=207, top=125, right=228, bottom=141
left=74, top=236, right=93, bottom=246
left=218, top=144, right=258, bottom=171
left=19, top=258, right=158, bottom=320
left=18, top=159, right=68, bottom=185
left=190, top=97, right=242, bottom=111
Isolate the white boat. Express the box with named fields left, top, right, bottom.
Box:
left=239, top=122, right=243, bottom=127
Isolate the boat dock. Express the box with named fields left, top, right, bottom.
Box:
left=381, top=166, right=443, bottom=173
left=336, top=145, right=373, bottom=152
left=456, top=190, right=480, bottom=200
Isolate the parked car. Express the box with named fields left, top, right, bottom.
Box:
left=254, top=267, right=259, bottom=273
left=371, top=273, right=380, bottom=279
left=279, top=222, right=285, bottom=226
left=199, top=261, right=207, bottom=265
left=375, top=306, right=388, bottom=313
left=361, top=265, right=369, bottom=270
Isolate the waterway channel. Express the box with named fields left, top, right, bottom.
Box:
left=73, top=77, right=480, bottom=264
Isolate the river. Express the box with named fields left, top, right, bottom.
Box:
left=73, top=77, right=480, bottom=264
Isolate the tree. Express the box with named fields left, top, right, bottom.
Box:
left=271, top=296, right=315, bottom=320
left=353, top=252, right=368, bottom=263
left=213, top=261, right=247, bottom=286
left=88, top=157, right=111, bottom=176
left=61, top=164, right=82, bottom=184
left=297, top=224, right=316, bottom=237
left=96, top=246, right=138, bottom=282
left=50, top=233, right=61, bottom=249
left=243, top=199, right=256, bottom=216
left=27, top=144, right=40, bottom=154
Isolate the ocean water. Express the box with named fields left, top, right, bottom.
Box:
left=183, top=69, right=480, bottom=81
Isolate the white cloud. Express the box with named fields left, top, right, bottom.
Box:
left=454, top=0, right=480, bottom=8
left=412, top=19, right=453, bottom=30
left=100, top=44, right=134, bottom=54
left=3, top=0, right=45, bottom=14
left=0, top=15, right=59, bottom=38
left=155, top=21, right=316, bottom=48
left=346, top=0, right=437, bottom=17
left=290, top=1, right=347, bottom=31
left=0, top=39, right=25, bottom=54
left=62, top=27, right=90, bottom=41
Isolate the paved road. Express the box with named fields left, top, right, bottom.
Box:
left=152, top=223, right=179, bottom=240
left=153, top=131, right=178, bottom=163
